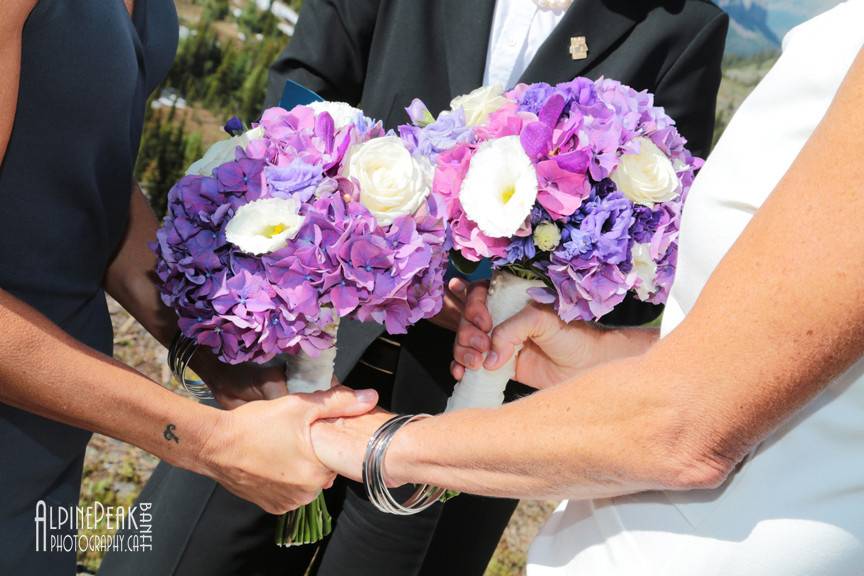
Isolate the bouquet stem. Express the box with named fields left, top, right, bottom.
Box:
left=428, top=271, right=544, bottom=504
left=276, top=321, right=339, bottom=548
left=275, top=492, right=331, bottom=547
left=446, top=270, right=546, bottom=412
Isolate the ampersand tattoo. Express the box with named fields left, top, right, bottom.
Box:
left=163, top=424, right=180, bottom=444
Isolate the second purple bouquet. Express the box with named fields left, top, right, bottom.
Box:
left=402, top=78, right=702, bottom=411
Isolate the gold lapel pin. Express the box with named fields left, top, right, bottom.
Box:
left=570, top=36, right=589, bottom=61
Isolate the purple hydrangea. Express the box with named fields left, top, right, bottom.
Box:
left=155, top=104, right=448, bottom=364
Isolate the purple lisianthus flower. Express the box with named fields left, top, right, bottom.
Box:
left=578, top=191, right=634, bottom=266
left=631, top=205, right=662, bottom=244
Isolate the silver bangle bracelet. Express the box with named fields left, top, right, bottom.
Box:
left=168, top=332, right=214, bottom=401
left=362, top=414, right=447, bottom=515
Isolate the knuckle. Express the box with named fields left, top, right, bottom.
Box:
left=456, top=329, right=474, bottom=347
left=296, top=491, right=318, bottom=507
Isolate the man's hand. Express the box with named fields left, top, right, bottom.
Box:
left=202, top=386, right=378, bottom=514
left=192, top=352, right=290, bottom=409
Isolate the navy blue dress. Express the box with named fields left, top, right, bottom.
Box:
left=0, top=0, right=176, bottom=571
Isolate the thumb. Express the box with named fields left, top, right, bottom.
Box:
left=448, top=277, right=469, bottom=303
left=309, top=386, right=379, bottom=420
left=484, top=305, right=553, bottom=370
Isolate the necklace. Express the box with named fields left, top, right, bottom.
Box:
left=531, top=0, right=575, bottom=11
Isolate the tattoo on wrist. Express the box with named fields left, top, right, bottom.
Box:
left=163, top=423, right=180, bottom=444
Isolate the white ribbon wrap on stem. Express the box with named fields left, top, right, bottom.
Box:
left=446, top=270, right=546, bottom=411
left=284, top=319, right=340, bottom=395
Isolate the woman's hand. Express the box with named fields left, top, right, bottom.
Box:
left=203, top=386, right=379, bottom=514
left=451, top=282, right=659, bottom=389
left=310, top=409, right=396, bottom=484
left=451, top=282, right=607, bottom=389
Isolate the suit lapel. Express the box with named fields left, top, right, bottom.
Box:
left=519, top=0, right=646, bottom=85
left=442, top=0, right=496, bottom=98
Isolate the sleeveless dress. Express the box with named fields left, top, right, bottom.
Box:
left=0, top=0, right=176, bottom=572
left=527, top=2, right=864, bottom=574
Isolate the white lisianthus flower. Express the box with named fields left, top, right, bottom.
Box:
left=225, top=197, right=305, bottom=255
left=533, top=221, right=562, bottom=252
left=630, top=243, right=658, bottom=300
left=186, top=127, right=265, bottom=177
left=450, top=84, right=509, bottom=126
left=347, top=136, right=432, bottom=226
left=610, top=137, right=680, bottom=207
left=308, top=101, right=364, bottom=131
left=460, top=136, right=538, bottom=238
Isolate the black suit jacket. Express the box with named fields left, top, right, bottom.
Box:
left=266, top=0, right=728, bottom=381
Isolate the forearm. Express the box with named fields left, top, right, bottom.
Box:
left=0, top=289, right=220, bottom=475
left=104, top=185, right=177, bottom=348
left=385, top=352, right=712, bottom=500
left=382, top=52, right=864, bottom=500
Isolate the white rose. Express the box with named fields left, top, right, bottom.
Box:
left=533, top=221, right=562, bottom=252
left=630, top=243, right=658, bottom=300
left=307, top=101, right=364, bottom=131
left=225, top=197, right=305, bottom=255
left=186, top=127, right=265, bottom=177
left=450, top=84, right=509, bottom=127
left=610, top=137, right=680, bottom=207
left=459, top=136, right=538, bottom=238
left=347, top=136, right=432, bottom=226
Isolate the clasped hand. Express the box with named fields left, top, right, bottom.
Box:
left=195, top=278, right=607, bottom=511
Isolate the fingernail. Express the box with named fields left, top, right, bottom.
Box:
left=470, top=336, right=485, bottom=349
left=355, top=389, right=377, bottom=403
left=464, top=352, right=477, bottom=366
left=484, top=352, right=498, bottom=368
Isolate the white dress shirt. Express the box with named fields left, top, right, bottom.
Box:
left=483, top=0, right=569, bottom=89
left=527, top=2, right=864, bottom=575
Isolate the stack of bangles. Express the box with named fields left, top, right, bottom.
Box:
left=362, top=414, right=447, bottom=515
left=168, top=332, right=214, bottom=401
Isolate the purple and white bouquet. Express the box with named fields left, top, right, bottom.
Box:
left=402, top=79, right=701, bottom=411
left=154, top=102, right=448, bottom=544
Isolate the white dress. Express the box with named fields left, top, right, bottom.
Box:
left=527, top=2, right=864, bottom=574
